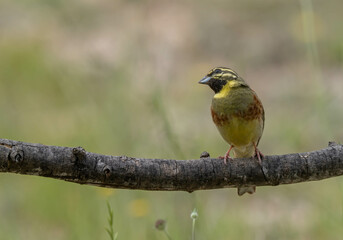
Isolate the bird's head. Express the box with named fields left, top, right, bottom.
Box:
left=199, top=67, right=248, bottom=93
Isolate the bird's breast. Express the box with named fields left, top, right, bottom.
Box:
left=210, top=87, right=264, bottom=147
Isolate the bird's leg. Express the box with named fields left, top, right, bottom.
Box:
left=253, top=142, right=264, bottom=165
left=218, top=145, right=234, bottom=164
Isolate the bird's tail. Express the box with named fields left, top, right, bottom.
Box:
left=232, top=146, right=256, bottom=196
left=237, top=186, right=256, bottom=196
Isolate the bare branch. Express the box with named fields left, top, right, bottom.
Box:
left=0, top=138, right=342, bottom=192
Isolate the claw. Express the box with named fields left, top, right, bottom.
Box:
left=219, top=145, right=234, bottom=164
left=218, top=156, right=232, bottom=164
left=253, top=142, right=264, bottom=165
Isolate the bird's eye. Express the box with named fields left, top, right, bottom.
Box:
left=213, top=69, right=222, bottom=74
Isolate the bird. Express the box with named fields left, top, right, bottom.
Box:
left=199, top=67, right=265, bottom=196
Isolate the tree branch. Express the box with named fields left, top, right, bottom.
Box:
left=0, top=138, right=342, bottom=192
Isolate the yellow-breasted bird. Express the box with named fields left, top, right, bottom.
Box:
left=199, top=67, right=264, bottom=196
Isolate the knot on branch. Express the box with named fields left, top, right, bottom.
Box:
left=71, top=147, right=89, bottom=181
left=72, top=147, right=86, bottom=163
left=103, top=166, right=111, bottom=178
left=9, top=146, right=24, bottom=164
left=200, top=151, right=210, bottom=158
left=95, top=158, right=112, bottom=180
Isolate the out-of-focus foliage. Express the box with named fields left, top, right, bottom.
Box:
left=0, top=0, right=342, bottom=239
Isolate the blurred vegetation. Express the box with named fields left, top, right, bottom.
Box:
left=0, top=0, right=342, bottom=239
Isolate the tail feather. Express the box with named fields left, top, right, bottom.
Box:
left=233, top=146, right=257, bottom=196
left=238, top=186, right=256, bottom=196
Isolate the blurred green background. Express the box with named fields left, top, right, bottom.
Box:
left=0, top=0, right=343, bottom=239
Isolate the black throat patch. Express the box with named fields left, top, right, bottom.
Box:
left=209, top=80, right=227, bottom=94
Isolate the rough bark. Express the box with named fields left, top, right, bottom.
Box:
left=0, top=138, right=342, bottom=192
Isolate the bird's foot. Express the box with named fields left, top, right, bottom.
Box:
left=252, top=142, right=264, bottom=165
left=218, top=155, right=233, bottom=164
left=219, top=145, right=234, bottom=164
left=253, top=147, right=264, bottom=165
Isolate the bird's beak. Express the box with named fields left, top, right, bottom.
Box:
left=199, top=76, right=212, bottom=85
